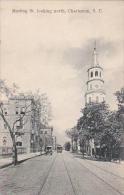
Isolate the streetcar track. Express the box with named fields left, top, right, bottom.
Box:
left=75, top=157, right=124, bottom=195
left=73, top=153, right=124, bottom=180
left=78, top=157, right=124, bottom=180
left=37, top=154, right=57, bottom=195
left=62, top=154, right=78, bottom=195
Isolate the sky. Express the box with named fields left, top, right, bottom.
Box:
left=0, top=1, right=124, bottom=144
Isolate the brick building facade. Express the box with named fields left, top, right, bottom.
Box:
left=0, top=94, right=41, bottom=154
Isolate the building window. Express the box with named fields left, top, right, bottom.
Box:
left=4, top=108, right=8, bottom=115
left=95, top=71, right=98, bottom=77
left=16, top=107, right=19, bottom=115
left=40, top=131, right=43, bottom=134
left=45, top=131, right=47, bottom=134
left=91, top=72, right=93, bottom=77
left=90, top=84, right=92, bottom=90
left=16, top=121, right=22, bottom=129
left=100, top=72, right=101, bottom=77
left=16, top=121, right=20, bottom=127
left=16, top=141, right=22, bottom=146
left=20, top=107, right=25, bottom=115
left=89, top=97, right=91, bottom=103
left=4, top=123, right=7, bottom=129
left=95, top=85, right=99, bottom=89
left=3, top=136, right=7, bottom=146
left=4, top=107, right=8, bottom=115
left=96, top=96, right=99, bottom=103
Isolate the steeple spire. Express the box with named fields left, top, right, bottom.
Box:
left=92, top=41, right=99, bottom=67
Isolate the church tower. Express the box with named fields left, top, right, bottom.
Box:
left=85, top=45, right=105, bottom=105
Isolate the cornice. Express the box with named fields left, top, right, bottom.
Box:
left=87, top=66, right=103, bottom=72
left=85, top=89, right=106, bottom=96
left=87, top=78, right=104, bottom=84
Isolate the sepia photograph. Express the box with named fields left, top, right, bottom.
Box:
left=0, top=0, right=124, bottom=195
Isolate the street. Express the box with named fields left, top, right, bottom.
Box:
left=0, top=151, right=124, bottom=195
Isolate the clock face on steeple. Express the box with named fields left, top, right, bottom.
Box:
left=95, top=84, right=99, bottom=88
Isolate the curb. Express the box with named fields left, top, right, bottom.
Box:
left=18, top=154, right=41, bottom=164
left=0, top=162, right=13, bottom=169
left=0, top=153, right=42, bottom=169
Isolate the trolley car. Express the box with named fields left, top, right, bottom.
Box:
left=57, top=145, right=63, bottom=153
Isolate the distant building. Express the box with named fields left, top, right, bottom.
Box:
left=52, top=135, right=57, bottom=150
left=39, top=127, right=53, bottom=151
left=0, top=94, right=41, bottom=155
left=40, top=93, right=52, bottom=127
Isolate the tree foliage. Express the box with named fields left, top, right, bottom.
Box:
left=65, top=126, right=78, bottom=151
left=77, top=101, right=122, bottom=160
left=77, top=102, right=109, bottom=141
left=66, top=126, right=78, bottom=141
left=64, top=141, right=71, bottom=151
left=65, top=87, right=124, bottom=160
left=115, top=87, right=124, bottom=127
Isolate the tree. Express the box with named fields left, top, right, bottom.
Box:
left=99, top=112, right=121, bottom=160
left=115, top=87, right=124, bottom=105
left=77, top=102, right=109, bottom=145
left=115, top=87, right=124, bottom=160
left=66, top=126, right=78, bottom=152
left=0, top=80, right=42, bottom=165
left=77, top=101, right=122, bottom=160
left=115, top=87, right=124, bottom=124
left=78, top=131, right=88, bottom=157
left=64, top=141, right=71, bottom=151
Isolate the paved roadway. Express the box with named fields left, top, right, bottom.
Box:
left=0, top=151, right=124, bottom=195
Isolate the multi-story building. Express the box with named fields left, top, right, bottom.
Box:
left=39, top=127, right=53, bottom=151
left=40, top=93, right=52, bottom=127
left=52, top=135, right=57, bottom=150
left=0, top=93, right=41, bottom=155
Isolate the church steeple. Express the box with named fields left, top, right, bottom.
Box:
left=85, top=44, right=105, bottom=105
left=92, top=42, right=99, bottom=67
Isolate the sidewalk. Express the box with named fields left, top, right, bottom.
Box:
left=74, top=152, right=124, bottom=178
left=0, top=152, right=41, bottom=169
left=84, top=157, right=124, bottom=178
